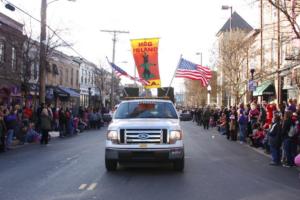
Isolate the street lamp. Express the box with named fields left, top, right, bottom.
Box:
left=222, top=5, right=233, bottom=107
left=221, top=5, right=233, bottom=36
left=196, top=52, right=202, bottom=65
left=207, top=84, right=212, bottom=105
left=88, top=87, right=91, bottom=107
left=250, top=64, right=256, bottom=102
left=250, top=64, right=255, bottom=80
left=4, top=3, right=15, bottom=11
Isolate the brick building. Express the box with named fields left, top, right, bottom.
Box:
left=0, top=12, right=25, bottom=105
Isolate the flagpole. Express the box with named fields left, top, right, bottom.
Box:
left=134, top=65, right=137, bottom=87
left=105, top=56, right=129, bottom=98
left=165, top=54, right=182, bottom=96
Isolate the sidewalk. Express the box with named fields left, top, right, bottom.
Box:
left=10, top=131, right=60, bottom=149
left=209, top=126, right=300, bottom=172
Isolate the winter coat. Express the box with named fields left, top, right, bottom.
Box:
left=4, top=114, right=17, bottom=130
left=229, top=120, right=237, bottom=131
left=238, top=112, right=248, bottom=125
left=249, top=108, right=260, bottom=121
left=0, top=119, right=6, bottom=138
left=202, top=110, right=211, bottom=121
left=259, top=107, right=267, bottom=124
left=40, top=109, right=52, bottom=130
left=268, top=122, right=282, bottom=148
left=266, top=105, right=274, bottom=125
left=282, top=119, right=293, bottom=140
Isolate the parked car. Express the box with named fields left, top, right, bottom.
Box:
left=179, top=112, right=192, bottom=121
left=103, top=113, right=112, bottom=123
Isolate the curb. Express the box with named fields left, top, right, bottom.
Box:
left=10, top=131, right=61, bottom=149
left=212, top=128, right=300, bottom=172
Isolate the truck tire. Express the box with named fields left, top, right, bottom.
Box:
left=173, top=159, right=184, bottom=172
left=105, top=159, right=117, bottom=171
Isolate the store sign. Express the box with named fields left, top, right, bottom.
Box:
left=248, top=80, right=256, bottom=91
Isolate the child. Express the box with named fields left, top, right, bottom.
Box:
left=219, top=113, right=227, bottom=135
left=251, top=125, right=265, bottom=148
left=262, top=123, right=270, bottom=154
left=25, top=123, right=41, bottom=143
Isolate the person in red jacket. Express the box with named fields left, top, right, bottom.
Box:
left=251, top=125, right=265, bottom=148
left=23, top=105, right=33, bottom=121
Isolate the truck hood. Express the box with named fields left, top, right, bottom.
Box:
left=109, top=118, right=180, bottom=130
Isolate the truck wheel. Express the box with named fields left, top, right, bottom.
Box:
left=105, top=159, right=117, bottom=171
left=173, top=159, right=184, bottom=172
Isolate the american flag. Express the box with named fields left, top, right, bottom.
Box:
left=175, top=58, right=212, bottom=87
left=110, top=62, right=128, bottom=78
left=109, top=62, right=149, bottom=85
left=129, top=76, right=150, bottom=85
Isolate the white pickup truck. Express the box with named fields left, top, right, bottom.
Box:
left=105, top=98, right=184, bottom=171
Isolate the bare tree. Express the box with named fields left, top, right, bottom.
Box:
left=218, top=30, right=260, bottom=104
left=94, top=66, right=111, bottom=108
left=266, top=0, right=300, bottom=39
left=21, top=24, right=40, bottom=99
left=184, top=80, right=208, bottom=107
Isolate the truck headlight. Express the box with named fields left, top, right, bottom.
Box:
left=107, top=130, right=118, bottom=143
left=169, top=130, right=182, bottom=144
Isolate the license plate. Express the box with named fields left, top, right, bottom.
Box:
left=139, top=144, right=148, bottom=148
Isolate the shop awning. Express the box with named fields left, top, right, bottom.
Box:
left=58, top=86, right=80, bottom=98
left=46, top=86, right=69, bottom=99
left=253, top=80, right=275, bottom=96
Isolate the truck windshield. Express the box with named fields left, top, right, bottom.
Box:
left=114, top=101, right=178, bottom=119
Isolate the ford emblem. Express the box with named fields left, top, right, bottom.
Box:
left=138, top=133, right=149, bottom=140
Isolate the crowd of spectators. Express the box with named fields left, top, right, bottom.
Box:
left=190, top=99, right=300, bottom=167
left=0, top=103, right=112, bottom=152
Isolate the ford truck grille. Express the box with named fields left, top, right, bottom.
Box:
left=120, top=129, right=168, bottom=144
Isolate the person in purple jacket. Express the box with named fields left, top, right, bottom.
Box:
left=286, top=99, right=297, bottom=113
left=238, top=104, right=248, bottom=144
left=4, top=109, right=17, bottom=150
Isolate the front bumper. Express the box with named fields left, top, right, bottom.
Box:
left=105, top=147, right=184, bottom=161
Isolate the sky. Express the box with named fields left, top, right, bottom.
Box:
left=0, top=0, right=259, bottom=92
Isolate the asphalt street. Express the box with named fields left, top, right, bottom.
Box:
left=0, top=121, right=300, bottom=200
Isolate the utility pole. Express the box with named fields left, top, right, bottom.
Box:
left=277, top=0, right=281, bottom=104
left=260, top=0, right=263, bottom=71
left=101, top=30, right=129, bottom=109
left=39, top=0, right=47, bottom=104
